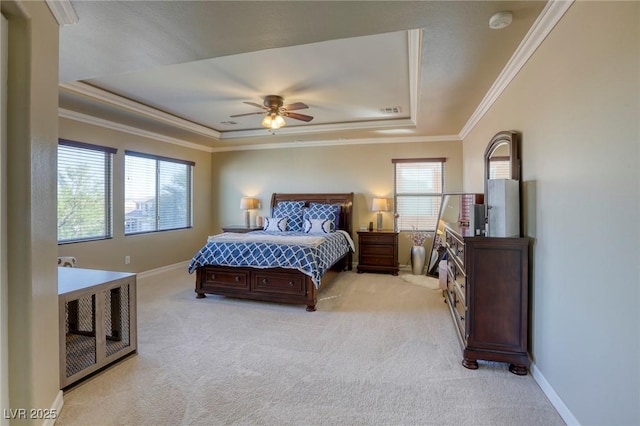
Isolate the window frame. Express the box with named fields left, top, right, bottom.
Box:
left=392, top=157, right=446, bottom=232
left=57, top=139, right=116, bottom=244
left=124, top=150, right=194, bottom=236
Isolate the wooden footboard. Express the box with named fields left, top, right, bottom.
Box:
left=195, top=260, right=345, bottom=311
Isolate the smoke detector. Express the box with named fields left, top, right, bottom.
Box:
left=489, top=11, right=513, bottom=30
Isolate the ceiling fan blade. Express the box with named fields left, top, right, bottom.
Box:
left=285, top=112, right=314, bottom=122
left=230, top=111, right=266, bottom=117
left=283, top=102, right=308, bottom=111
left=243, top=101, right=267, bottom=110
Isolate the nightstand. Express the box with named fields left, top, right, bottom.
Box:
left=221, top=225, right=262, bottom=233
left=357, top=230, right=399, bottom=275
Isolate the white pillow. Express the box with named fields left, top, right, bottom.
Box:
left=303, top=218, right=333, bottom=234
left=264, top=217, right=288, bottom=232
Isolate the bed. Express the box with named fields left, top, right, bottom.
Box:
left=188, top=192, right=354, bottom=311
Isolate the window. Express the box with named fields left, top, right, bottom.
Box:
left=393, top=158, right=445, bottom=231
left=124, top=151, right=194, bottom=235
left=57, top=139, right=116, bottom=243
left=489, top=156, right=511, bottom=179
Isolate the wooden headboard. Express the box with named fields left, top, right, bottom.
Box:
left=270, top=192, right=354, bottom=236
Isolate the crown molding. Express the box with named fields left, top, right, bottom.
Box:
left=59, top=106, right=457, bottom=153
left=45, top=0, right=79, bottom=26
left=458, top=0, right=574, bottom=139
left=59, top=108, right=214, bottom=153
left=221, top=117, right=416, bottom=139
left=59, top=82, right=223, bottom=140
left=210, top=134, right=460, bottom=153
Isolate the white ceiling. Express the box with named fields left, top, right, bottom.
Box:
left=57, top=1, right=548, bottom=150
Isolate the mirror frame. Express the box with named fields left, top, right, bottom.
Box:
left=484, top=130, right=521, bottom=197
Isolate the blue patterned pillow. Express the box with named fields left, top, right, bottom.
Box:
left=304, top=203, right=341, bottom=231
left=273, top=201, right=305, bottom=232
left=263, top=217, right=288, bottom=232
left=303, top=218, right=332, bottom=234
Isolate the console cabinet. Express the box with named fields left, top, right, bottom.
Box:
left=444, top=224, right=530, bottom=375
left=58, top=267, right=137, bottom=388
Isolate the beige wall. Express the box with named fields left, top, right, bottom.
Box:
left=58, top=118, right=215, bottom=272
left=211, top=140, right=462, bottom=266
left=2, top=0, right=61, bottom=421
left=463, top=2, right=639, bottom=424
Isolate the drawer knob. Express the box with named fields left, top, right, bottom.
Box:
left=211, top=273, right=216, bottom=280
left=288, top=281, right=294, bottom=287
left=262, top=278, right=268, bottom=284
left=234, top=276, right=240, bottom=282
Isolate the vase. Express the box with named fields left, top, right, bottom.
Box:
left=411, top=245, right=426, bottom=275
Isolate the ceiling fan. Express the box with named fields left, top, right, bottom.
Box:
left=230, top=95, right=314, bottom=130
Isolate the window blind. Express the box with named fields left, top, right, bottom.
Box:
left=393, top=158, right=445, bottom=231
left=57, top=140, right=115, bottom=243
left=124, top=151, right=193, bottom=235
left=489, top=156, right=511, bottom=179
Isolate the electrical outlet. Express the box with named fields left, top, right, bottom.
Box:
left=125, top=256, right=130, bottom=265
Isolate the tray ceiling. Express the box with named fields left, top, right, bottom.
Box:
left=57, top=1, right=549, bottom=150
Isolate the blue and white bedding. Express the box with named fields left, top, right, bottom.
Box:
left=187, top=230, right=355, bottom=288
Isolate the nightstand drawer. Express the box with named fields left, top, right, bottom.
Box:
left=360, top=255, right=396, bottom=267
left=359, top=233, right=396, bottom=245
left=360, top=244, right=395, bottom=256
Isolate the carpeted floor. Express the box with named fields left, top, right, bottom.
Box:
left=55, top=267, right=564, bottom=425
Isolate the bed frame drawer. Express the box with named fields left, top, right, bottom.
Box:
left=201, top=268, right=250, bottom=291
left=252, top=272, right=305, bottom=295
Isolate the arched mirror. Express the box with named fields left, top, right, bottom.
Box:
left=485, top=130, right=522, bottom=238
left=484, top=130, right=520, bottom=196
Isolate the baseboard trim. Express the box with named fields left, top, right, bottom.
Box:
left=137, top=260, right=189, bottom=280
left=44, top=390, right=63, bottom=426
left=530, top=362, right=580, bottom=425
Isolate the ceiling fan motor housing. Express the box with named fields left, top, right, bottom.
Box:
left=264, top=95, right=284, bottom=110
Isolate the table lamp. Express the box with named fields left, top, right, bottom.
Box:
left=371, top=198, right=388, bottom=231
left=240, top=197, right=258, bottom=227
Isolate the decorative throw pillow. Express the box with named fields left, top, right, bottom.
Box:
left=272, top=201, right=305, bottom=232
left=304, top=203, right=341, bottom=231
left=263, top=217, right=288, bottom=232
left=303, top=218, right=333, bottom=234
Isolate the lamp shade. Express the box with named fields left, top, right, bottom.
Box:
left=371, top=198, right=388, bottom=212
left=240, top=197, right=258, bottom=210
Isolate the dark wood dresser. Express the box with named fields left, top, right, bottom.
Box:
left=444, top=224, right=530, bottom=374
left=356, top=230, right=399, bottom=275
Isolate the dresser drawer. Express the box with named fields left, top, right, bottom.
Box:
left=252, top=272, right=305, bottom=295
left=446, top=231, right=465, bottom=267
left=359, top=233, right=396, bottom=245
left=448, top=259, right=467, bottom=305
left=453, top=284, right=467, bottom=341
left=201, top=269, right=250, bottom=291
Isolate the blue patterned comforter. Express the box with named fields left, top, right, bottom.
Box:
left=187, top=230, right=354, bottom=288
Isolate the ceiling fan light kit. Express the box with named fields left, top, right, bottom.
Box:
left=262, top=113, right=285, bottom=130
